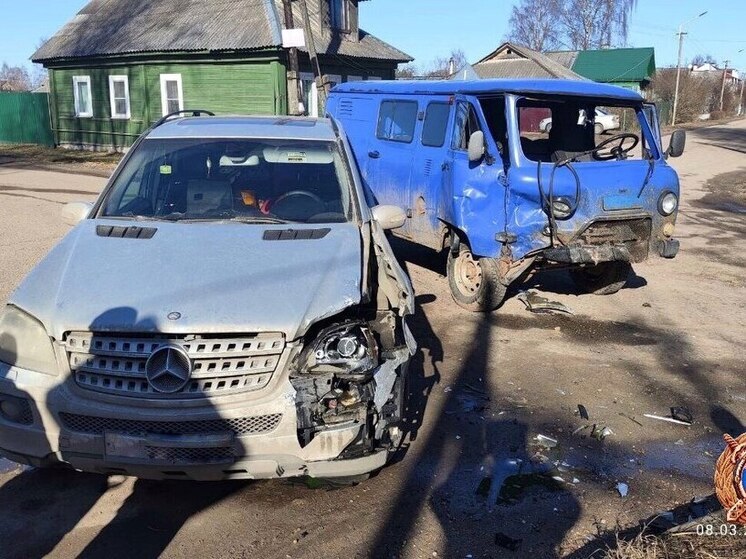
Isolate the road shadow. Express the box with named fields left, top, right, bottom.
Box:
left=369, top=303, right=581, bottom=558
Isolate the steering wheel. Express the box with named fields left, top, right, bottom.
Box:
left=271, top=190, right=325, bottom=221
left=592, top=133, right=640, bottom=161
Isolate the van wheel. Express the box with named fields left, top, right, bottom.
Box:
left=569, top=261, right=631, bottom=295
left=447, top=245, right=506, bottom=311
left=545, top=123, right=552, bottom=133
left=595, top=122, right=604, bottom=135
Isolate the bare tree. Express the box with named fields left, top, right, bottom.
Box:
left=0, top=63, right=32, bottom=91
left=395, top=64, right=419, bottom=79
left=506, top=0, right=638, bottom=51
left=508, top=0, right=562, bottom=51
left=425, top=49, right=468, bottom=79
left=559, top=0, right=638, bottom=49
left=691, top=53, right=716, bottom=67
left=31, top=37, right=49, bottom=90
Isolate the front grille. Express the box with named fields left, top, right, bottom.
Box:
left=144, top=446, right=234, bottom=464
left=59, top=412, right=282, bottom=436
left=576, top=218, right=651, bottom=262
left=577, top=218, right=651, bottom=245
left=64, top=332, right=285, bottom=398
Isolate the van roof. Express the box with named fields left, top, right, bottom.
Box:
left=331, top=78, right=644, bottom=102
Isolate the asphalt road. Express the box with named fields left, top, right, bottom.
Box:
left=0, top=120, right=744, bottom=559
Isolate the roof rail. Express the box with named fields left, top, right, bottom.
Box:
left=153, top=109, right=215, bottom=129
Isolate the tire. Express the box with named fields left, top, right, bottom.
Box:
left=569, top=261, right=631, bottom=295
left=594, top=122, right=604, bottom=135
left=545, top=123, right=552, bottom=133
left=447, top=244, right=507, bottom=311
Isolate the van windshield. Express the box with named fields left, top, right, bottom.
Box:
left=516, top=98, right=657, bottom=163
left=100, top=138, right=352, bottom=224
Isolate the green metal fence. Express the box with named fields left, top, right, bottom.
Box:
left=0, top=92, right=55, bottom=146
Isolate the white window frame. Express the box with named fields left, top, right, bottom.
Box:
left=108, top=75, right=131, bottom=119
left=300, top=72, right=319, bottom=117
left=329, top=0, right=350, bottom=31
left=72, top=75, right=93, bottom=118
left=159, top=74, right=184, bottom=116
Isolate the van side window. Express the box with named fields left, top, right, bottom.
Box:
left=452, top=102, right=482, bottom=150
left=377, top=100, right=418, bottom=143
left=421, top=103, right=451, bottom=147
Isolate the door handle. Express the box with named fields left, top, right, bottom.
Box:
left=368, top=150, right=380, bottom=159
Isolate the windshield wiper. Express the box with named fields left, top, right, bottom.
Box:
left=228, top=216, right=295, bottom=224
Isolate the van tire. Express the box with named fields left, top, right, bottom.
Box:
left=594, top=122, right=604, bottom=135
left=569, top=261, right=631, bottom=295
left=447, top=245, right=506, bottom=311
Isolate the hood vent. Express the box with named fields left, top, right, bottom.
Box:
left=96, top=225, right=157, bottom=239
left=263, top=228, right=331, bottom=241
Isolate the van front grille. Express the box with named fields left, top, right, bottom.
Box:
left=64, top=332, right=285, bottom=399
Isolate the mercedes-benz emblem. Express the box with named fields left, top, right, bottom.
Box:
left=145, top=344, right=192, bottom=393
left=167, top=312, right=182, bottom=321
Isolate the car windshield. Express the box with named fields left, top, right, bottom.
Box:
left=100, top=138, right=352, bottom=223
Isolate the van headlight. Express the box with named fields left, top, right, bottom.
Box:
left=658, top=192, right=678, bottom=216
left=550, top=197, right=574, bottom=220
left=299, top=322, right=378, bottom=376
left=0, top=306, right=59, bottom=375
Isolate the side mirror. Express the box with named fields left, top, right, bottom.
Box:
left=61, top=201, right=93, bottom=226
left=371, top=205, right=406, bottom=230
left=467, top=130, right=486, bottom=163
left=667, top=129, right=686, bottom=158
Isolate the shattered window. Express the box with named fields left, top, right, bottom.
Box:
left=101, top=138, right=352, bottom=224
left=518, top=99, right=651, bottom=163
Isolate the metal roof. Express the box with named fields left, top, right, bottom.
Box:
left=473, top=43, right=585, bottom=81
left=331, top=79, right=644, bottom=102
left=571, top=48, right=656, bottom=83
left=32, top=0, right=411, bottom=63
left=147, top=115, right=338, bottom=140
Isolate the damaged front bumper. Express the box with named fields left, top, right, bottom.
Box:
left=0, top=340, right=412, bottom=481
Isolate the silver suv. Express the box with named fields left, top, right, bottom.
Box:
left=0, top=114, right=415, bottom=481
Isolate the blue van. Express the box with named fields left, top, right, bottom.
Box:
left=327, top=79, right=684, bottom=311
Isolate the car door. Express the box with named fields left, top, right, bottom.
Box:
left=444, top=97, right=506, bottom=259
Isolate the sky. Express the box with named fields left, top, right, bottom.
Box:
left=1, top=0, right=744, bottom=73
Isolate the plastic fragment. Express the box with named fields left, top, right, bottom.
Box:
left=535, top=434, right=558, bottom=448
left=643, top=413, right=691, bottom=426
left=616, top=482, right=629, bottom=497
left=577, top=404, right=589, bottom=420
left=670, top=406, right=694, bottom=424
left=516, top=290, right=574, bottom=315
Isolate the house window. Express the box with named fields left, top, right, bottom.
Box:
left=160, top=74, right=184, bottom=116
left=376, top=100, right=418, bottom=143
left=72, top=76, right=93, bottom=118
left=108, top=75, right=130, bottom=119
left=330, top=0, right=349, bottom=31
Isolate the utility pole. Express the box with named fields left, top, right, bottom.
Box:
left=282, top=0, right=302, bottom=116
left=739, top=73, right=745, bottom=116
left=720, top=60, right=730, bottom=112
left=671, top=11, right=707, bottom=126
left=671, top=26, right=686, bottom=126
left=298, top=0, right=326, bottom=112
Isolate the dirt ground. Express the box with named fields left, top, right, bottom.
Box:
left=0, top=144, right=120, bottom=177
left=0, top=120, right=744, bottom=559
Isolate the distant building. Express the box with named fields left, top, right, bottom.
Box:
left=32, top=0, right=411, bottom=150
left=690, top=63, right=741, bottom=85
left=471, top=43, right=656, bottom=96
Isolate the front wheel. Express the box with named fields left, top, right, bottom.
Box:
left=447, top=245, right=507, bottom=311
left=569, top=261, right=631, bottom=295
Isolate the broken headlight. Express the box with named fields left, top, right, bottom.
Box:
left=299, top=321, right=379, bottom=376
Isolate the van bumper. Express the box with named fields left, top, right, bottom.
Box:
left=543, top=244, right=631, bottom=264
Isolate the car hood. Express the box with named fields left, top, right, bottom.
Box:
left=10, top=219, right=363, bottom=340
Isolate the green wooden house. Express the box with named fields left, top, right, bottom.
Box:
left=32, top=0, right=411, bottom=150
